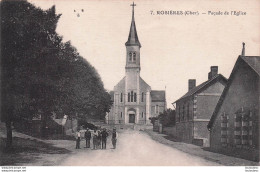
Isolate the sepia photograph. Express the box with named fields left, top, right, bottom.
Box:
left=0, top=0, right=260, bottom=169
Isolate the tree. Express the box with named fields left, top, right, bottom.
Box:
left=1, top=0, right=112, bottom=148
left=158, top=108, right=176, bottom=127
left=1, top=0, right=62, bottom=147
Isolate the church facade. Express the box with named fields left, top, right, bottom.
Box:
left=107, top=3, right=166, bottom=125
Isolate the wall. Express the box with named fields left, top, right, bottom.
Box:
left=196, top=82, right=224, bottom=119
left=210, top=61, right=259, bottom=161
left=175, top=97, right=194, bottom=143
left=175, top=77, right=226, bottom=146
left=151, top=101, right=166, bottom=117
left=163, top=126, right=177, bottom=137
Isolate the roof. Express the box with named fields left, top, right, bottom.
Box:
left=207, top=56, right=260, bottom=130
left=241, top=56, right=260, bottom=76
left=151, top=90, right=166, bottom=102
left=125, top=6, right=141, bottom=47
left=173, top=74, right=227, bottom=103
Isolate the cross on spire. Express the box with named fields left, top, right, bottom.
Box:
left=130, top=2, right=136, bottom=19
left=130, top=2, right=136, bottom=10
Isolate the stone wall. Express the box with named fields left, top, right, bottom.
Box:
left=210, top=61, right=259, bottom=161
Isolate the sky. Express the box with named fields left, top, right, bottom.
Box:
left=29, top=0, right=260, bottom=108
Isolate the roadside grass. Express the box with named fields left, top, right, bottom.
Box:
left=0, top=136, right=71, bottom=166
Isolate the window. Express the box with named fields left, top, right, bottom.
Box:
left=234, top=108, right=253, bottom=147
left=131, top=91, right=134, bottom=102
left=141, top=92, right=144, bottom=102
left=129, top=52, right=132, bottom=61
left=142, top=112, right=144, bottom=118
left=133, top=52, right=136, bottom=61
left=221, top=112, right=229, bottom=147
left=128, top=92, right=130, bottom=102
left=121, top=112, right=123, bottom=118
left=134, top=93, right=137, bottom=102
left=120, top=93, right=123, bottom=102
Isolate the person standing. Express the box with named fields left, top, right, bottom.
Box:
left=101, top=128, right=108, bottom=149
left=92, top=129, right=98, bottom=150
left=111, top=128, right=118, bottom=149
left=97, top=130, right=101, bottom=149
left=84, top=128, right=91, bottom=148
left=75, top=129, right=81, bottom=149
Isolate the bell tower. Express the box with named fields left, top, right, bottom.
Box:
left=125, top=2, right=141, bottom=72
left=125, top=2, right=141, bottom=102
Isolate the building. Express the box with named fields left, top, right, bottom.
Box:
left=207, top=44, right=260, bottom=161
left=173, top=66, right=227, bottom=147
left=107, top=3, right=166, bottom=125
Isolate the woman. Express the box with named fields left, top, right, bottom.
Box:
left=92, top=129, right=98, bottom=150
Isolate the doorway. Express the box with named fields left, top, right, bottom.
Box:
left=129, top=114, right=135, bottom=123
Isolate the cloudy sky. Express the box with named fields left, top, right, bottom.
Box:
left=29, top=0, right=260, bottom=108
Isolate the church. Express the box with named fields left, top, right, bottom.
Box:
left=107, top=3, right=167, bottom=125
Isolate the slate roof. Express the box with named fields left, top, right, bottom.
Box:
left=125, top=6, right=141, bottom=47
left=173, top=74, right=227, bottom=103
left=241, top=56, right=260, bottom=76
left=151, top=90, right=166, bottom=102
left=207, top=56, right=260, bottom=129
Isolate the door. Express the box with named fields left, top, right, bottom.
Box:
left=129, top=114, right=135, bottom=123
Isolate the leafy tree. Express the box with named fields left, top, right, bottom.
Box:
left=1, top=0, right=62, bottom=147
left=158, top=108, right=176, bottom=127
left=1, top=0, right=112, bottom=148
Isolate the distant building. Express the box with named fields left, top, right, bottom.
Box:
left=208, top=44, right=260, bottom=161
left=107, top=3, right=166, bottom=125
left=173, top=66, right=227, bottom=147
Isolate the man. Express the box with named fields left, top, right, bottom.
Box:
left=101, top=128, right=109, bottom=149
left=111, top=128, right=118, bottom=149
left=75, top=129, right=81, bottom=149
left=84, top=128, right=91, bottom=148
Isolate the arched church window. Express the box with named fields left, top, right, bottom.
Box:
left=131, top=91, right=134, bottom=102
left=133, top=52, right=136, bottom=61
left=129, top=52, right=132, bottom=61
left=120, top=93, right=123, bottom=102
left=128, top=92, right=130, bottom=102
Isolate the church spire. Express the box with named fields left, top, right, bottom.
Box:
left=125, top=2, right=141, bottom=47
left=241, top=42, right=245, bottom=56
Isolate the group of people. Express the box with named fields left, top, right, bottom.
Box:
left=75, top=127, right=118, bottom=150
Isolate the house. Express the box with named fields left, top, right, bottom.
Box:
left=173, top=66, right=227, bottom=147
left=207, top=45, right=260, bottom=161
left=107, top=3, right=166, bottom=125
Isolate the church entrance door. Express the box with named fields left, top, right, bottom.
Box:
left=129, top=114, right=135, bottom=123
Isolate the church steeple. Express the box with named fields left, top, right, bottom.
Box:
left=125, top=2, right=141, bottom=47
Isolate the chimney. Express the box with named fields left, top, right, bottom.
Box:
left=188, top=79, right=196, bottom=91
left=208, top=66, right=218, bottom=80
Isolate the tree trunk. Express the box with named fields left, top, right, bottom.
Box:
left=6, top=120, right=12, bottom=148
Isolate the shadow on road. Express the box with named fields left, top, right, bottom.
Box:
left=0, top=137, right=71, bottom=166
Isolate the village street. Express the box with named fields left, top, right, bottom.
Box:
left=60, top=129, right=218, bottom=166
left=1, top=123, right=258, bottom=166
